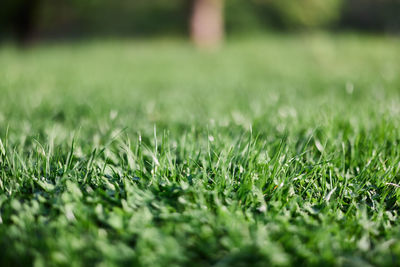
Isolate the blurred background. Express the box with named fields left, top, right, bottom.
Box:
left=1, top=0, right=400, bottom=47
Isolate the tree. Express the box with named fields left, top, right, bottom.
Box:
left=190, top=0, right=224, bottom=48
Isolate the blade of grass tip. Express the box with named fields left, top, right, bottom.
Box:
left=64, top=127, right=81, bottom=173
left=240, top=125, right=253, bottom=172
left=0, top=138, right=6, bottom=161
left=104, top=126, right=128, bottom=148
left=64, top=138, right=75, bottom=173
left=154, top=124, right=158, bottom=155
left=45, top=135, right=55, bottom=178
left=270, top=132, right=288, bottom=183
left=136, top=132, right=145, bottom=178
left=385, top=182, right=400, bottom=188
left=33, top=138, right=47, bottom=176
left=180, top=130, right=187, bottom=161
left=84, top=148, right=97, bottom=184
left=337, top=142, right=347, bottom=201
left=121, top=135, right=136, bottom=171
left=324, top=187, right=337, bottom=202
left=13, top=148, right=27, bottom=172
left=0, top=126, right=9, bottom=170
left=151, top=124, right=160, bottom=179
left=100, top=155, right=108, bottom=178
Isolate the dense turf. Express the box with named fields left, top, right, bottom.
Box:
left=0, top=34, right=400, bottom=266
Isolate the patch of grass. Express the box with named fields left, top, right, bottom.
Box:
left=0, top=34, right=400, bottom=266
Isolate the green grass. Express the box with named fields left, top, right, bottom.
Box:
left=1, top=34, right=400, bottom=266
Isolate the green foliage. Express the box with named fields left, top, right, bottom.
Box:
left=341, top=0, right=400, bottom=32
left=254, top=0, right=344, bottom=29
left=0, top=34, right=400, bottom=265
left=225, top=0, right=265, bottom=33
left=2, top=0, right=400, bottom=41
left=36, top=0, right=189, bottom=37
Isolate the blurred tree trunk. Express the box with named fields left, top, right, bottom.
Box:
left=190, top=0, right=224, bottom=48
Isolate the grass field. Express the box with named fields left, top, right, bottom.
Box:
left=1, top=34, right=400, bottom=266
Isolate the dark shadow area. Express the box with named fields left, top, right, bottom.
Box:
left=1, top=0, right=400, bottom=47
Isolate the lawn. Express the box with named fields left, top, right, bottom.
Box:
left=0, top=34, right=400, bottom=266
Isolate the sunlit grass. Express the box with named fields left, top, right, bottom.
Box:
left=0, top=34, right=400, bottom=266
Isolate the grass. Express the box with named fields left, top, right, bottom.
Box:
left=0, top=33, right=400, bottom=266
